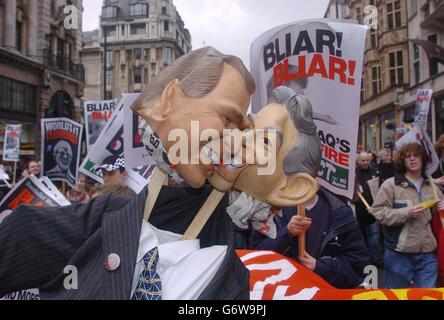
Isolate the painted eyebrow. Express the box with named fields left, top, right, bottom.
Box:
left=218, top=105, right=245, bottom=127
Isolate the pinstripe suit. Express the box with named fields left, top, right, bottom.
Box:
left=0, top=186, right=249, bottom=300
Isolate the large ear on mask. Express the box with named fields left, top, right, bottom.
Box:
left=159, top=79, right=180, bottom=119
left=269, top=173, right=318, bottom=207
left=131, top=79, right=179, bottom=121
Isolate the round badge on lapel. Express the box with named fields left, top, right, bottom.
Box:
left=105, top=253, right=121, bottom=271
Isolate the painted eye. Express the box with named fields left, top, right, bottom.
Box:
left=263, top=137, right=273, bottom=149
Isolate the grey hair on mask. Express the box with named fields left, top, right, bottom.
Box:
left=270, top=86, right=322, bottom=177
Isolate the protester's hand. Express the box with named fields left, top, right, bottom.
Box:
left=434, top=176, right=444, bottom=186
left=367, top=207, right=375, bottom=214
left=287, top=215, right=311, bottom=237
left=299, top=253, right=316, bottom=271
left=408, top=205, right=426, bottom=219
left=437, top=200, right=444, bottom=211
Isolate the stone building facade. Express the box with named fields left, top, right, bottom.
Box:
left=81, top=0, right=191, bottom=101
left=0, top=0, right=85, bottom=161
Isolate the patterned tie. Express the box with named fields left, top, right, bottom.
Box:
left=131, top=247, right=162, bottom=300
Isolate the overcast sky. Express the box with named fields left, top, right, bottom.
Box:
left=82, top=0, right=330, bottom=67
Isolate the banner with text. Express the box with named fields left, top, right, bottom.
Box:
left=84, top=99, right=117, bottom=151
left=250, top=19, right=367, bottom=199
left=79, top=94, right=153, bottom=194
left=414, top=89, right=433, bottom=130
left=2, top=124, right=22, bottom=162
left=41, top=118, right=83, bottom=187
left=123, top=98, right=155, bottom=169
left=0, top=174, right=69, bottom=301
left=238, top=250, right=444, bottom=300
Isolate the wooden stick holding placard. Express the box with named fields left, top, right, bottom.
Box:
left=428, top=175, right=439, bottom=201
left=12, top=162, right=17, bottom=184
left=3, top=179, right=11, bottom=188
left=357, top=191, right=371, bottom=209
left=298, top=205, right=306, bottom=259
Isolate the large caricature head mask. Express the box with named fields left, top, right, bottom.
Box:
left=132, top=47, right=255, bottom=188
left=211, top=86, right=322, bottom=207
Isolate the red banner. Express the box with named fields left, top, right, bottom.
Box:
left=237, top=250, right=444, bottom=300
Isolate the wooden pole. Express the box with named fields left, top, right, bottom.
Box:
left=357, top=191, right=371, bottom=209
left=3, top=179, right=11, bottom=188
left=12, top=162, right=17, bottom=184
left=428, top=175, right=439, bottom=201
left=298, top=205, right=306, bottom=259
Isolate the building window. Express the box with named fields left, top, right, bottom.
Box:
left=134, top=48, right=142, bottom=60
left=164, top=21, right=169, bottom=32
left=104, top=26, right=116, bottom=38
left=102, top=6, right=118, bottom=18
left=126, top=49, right=132, bottom=61
left=365, top=117, right=377, bottom=151
left=370, top=28, right=378, bottom=48
left=130, top=3, right=148, bottom=17
left=15, top=21, right=22, bottom=51
left=130, top=24, right=146, bottom=36
left=106, top=70, right=112, bottom=86
left=121, top=25, right=125, bottom=36
left=106, top=50, right=113, bottom=64
left=372, top=66, right=381, bottom=96
left=144, top=68, right=149, bottom=84
left=105, top=91, right=113, bottom=100
left=408, top=0, right=417, bottom=17
left=428, top=34, right=439, bottom=77
left=163, top=47, right=172, bottom=63
left=387, top=1, right=402, bottom=30
left=389, top=51, right=404, bottom=86
left=435, top=97, right=444, bottom=141
left=134, top=68, right=142, bottom=84
left=413, top=44, right=420, bottom=84
left=380, top=111, right=396, bottom=148
left=162, top=6, right=167, bottom=15
left=56, top=37, right=64, bottom=70
left=0, top=76, right=37, bottom=114
left=356, top=7, right=362, bottom=24
left=361, top=75, right=365, bottom=103
left=143, top=48, right=149, bottom=59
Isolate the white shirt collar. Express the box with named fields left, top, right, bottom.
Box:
left=305, top=195, right=319, bottom=211
left=137, top=220, right=200, bottom=268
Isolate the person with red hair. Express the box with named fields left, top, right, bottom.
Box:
left=372, top=142, right=444, bottom=288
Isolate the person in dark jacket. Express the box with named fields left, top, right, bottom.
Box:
left=354, top=151, right=384, bottom=267
left=377, top=148, right=396, bottom=183
left=250, top=187, right=371, bottom=289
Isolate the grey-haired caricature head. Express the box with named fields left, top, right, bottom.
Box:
left=213, top=86, right=322, bottom=207
left=270, top=86, right=322, bottom=177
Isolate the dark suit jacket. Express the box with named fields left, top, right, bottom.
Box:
left=0, top=185, right=250, bottom=300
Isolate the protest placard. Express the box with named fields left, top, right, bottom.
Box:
left=84, top=99, right=117, bottom=151
left=41, top=118, right=83, bottom=187
left=250, top=19, right=367, bottom=198
left=2, top=124, right=22, bottom=162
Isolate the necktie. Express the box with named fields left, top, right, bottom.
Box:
left=132, top=247, right=162, bottom=300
